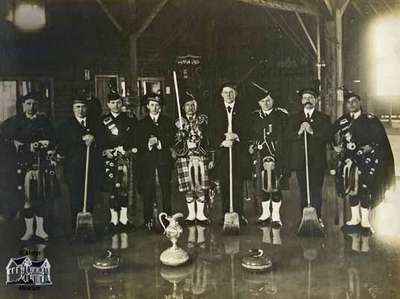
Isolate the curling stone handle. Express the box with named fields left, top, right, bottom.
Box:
left=158, top=212, right=169, bottom=231
left=249, top=249, right=264, bottom=257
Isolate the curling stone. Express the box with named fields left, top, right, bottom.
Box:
left=241, top=249, right=272, bottom=272
left=93, top=250, right=120, bottom=270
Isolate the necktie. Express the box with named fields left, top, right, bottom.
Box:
left=351, top=113, right=355, bottom=119
left=227, top=106, right=232, bottom=114
left=81, top=119, right=85, bottom=127
left=306, top=113, right=311, bottom=120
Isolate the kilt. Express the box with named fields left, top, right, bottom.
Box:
left=176, top=156, right=209, bottom=193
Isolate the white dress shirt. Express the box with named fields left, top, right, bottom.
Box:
left=304, top=107, right=315, bottom=119
left=224, top=101, right=235, bottom=133
left=76, top=116, right=87, bottom=127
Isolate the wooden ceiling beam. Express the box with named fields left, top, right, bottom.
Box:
left=95, top=0, right=124, bottom=33
left=131, top=0, right=169, bottom=39
left=351, top=1, right=365, bottom=17
left=237, top=0, right=321, bottom=16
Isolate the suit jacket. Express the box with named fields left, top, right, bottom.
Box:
left=98, top=112, right=137, bottom=151
left=56, top=116, right=100, bottom=177
left=286, top=109, right=331, bottom=170
left=209, top=100, right=250, bottom=178
left=137, top=114, right=175, bottom=168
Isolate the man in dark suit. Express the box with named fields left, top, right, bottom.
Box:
left=57, top=96, right=100, bottom=232
left=209, top=82, right=250, bottom=224
left=286, top=89, right=331, bottom=227
left=98, top=89, right=138, bottom=233
left=137, top=93, right=174, bottom=231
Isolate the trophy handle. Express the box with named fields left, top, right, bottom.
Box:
left=158, top=212, right=169, bottom=231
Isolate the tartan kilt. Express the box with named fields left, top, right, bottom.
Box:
left=176, top=156, right=209, bottom=192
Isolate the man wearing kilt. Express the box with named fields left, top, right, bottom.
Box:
left=332, top=92, right=395, bottom=234
left=174, top=92, right=211, bottom=225
left=98, top=90, right=137, bottom=233
left=248, top=84, right=289, bottom=227
left=0, top=93, right=56, bottom=241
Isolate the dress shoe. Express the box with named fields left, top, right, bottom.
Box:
left=118, top=221, right=135, bottom=232
left=104, top=223, right=118, bottom=235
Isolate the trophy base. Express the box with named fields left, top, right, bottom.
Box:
left=160, top=246, right=189, bottom=267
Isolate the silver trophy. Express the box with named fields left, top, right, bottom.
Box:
left=159, top=212, right=189, bottom=266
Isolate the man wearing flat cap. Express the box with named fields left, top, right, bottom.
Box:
left=0, top=92, right=56, bottom=241
left=286, top=88, right=331, bottom=228
left=248, top=83, right=289, bottom=227
left=98, top=89, right=137, bottom=233
left=56, top=95, right=100, bottom=234
left=209, top=82, right=250, bottom=225
left=137, top=93, right=175, bottom=231
left=332, top=92, right=395, bottom=234
left=173, top=91, right=211, bottom=225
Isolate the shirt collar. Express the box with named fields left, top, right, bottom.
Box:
left=351, top=110, right=361, bottom=119
left=224, top=101, right=235, bottom=109
left=75, top=116, right=87, bottom=125
left=150, top=113, right=160, bottom=122
left=304, top=107, right=315, bottom=117
left=111, top=112, right=120, bottom=118
left=263, top=108, right=273, bottom=115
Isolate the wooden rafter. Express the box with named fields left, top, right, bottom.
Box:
left=323, top=0, right=333, bottom=16
left=131, top=0, right=169, bottom=39
left=295, top=12, right=317, bottom=55
left=237, top=0, right=321, bottom=16
left=351, top=1, right=365, bottom=17
left=382, top=0, right=393, bottom=12
left=368, top=2, right=379, bottom=15
left=95, top=0, right=124, bottom=33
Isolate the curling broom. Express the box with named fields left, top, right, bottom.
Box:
left=75, top=143, right=95, bottom=241
left=223, top=144, right=240, bottom=234
left=297, top=131, right=324, bottom=237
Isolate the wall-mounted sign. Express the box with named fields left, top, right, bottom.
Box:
left=176, top=54, right=201, bottom=66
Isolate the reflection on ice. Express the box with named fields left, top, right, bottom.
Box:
left=373, top=183, right=400, bottom=237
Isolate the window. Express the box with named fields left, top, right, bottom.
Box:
left=374, top=17, right=400, bottom=96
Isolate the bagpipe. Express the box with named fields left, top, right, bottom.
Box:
left=251, top=126, right=284, bottom=195
left=16, top=140, right=58, bottom=202
left=332, top=130, right=380, bottom=198
left=104, top=146, right=137, bottom=196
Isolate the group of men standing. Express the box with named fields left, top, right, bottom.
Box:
left=0, top=81, right=395, bottom=241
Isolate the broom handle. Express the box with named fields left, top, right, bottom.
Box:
left=304, top=131, right=311, bottom=207
left=229, top=146, right=233, bottom=213
left=173, top=71, right=183, bottom=130
left=83, top=143, right=90, bottom=213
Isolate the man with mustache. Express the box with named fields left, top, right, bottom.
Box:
left=286, top=88, right=331, bottom=228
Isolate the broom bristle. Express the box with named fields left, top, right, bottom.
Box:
left=223, top=212, right=240, bottom=235
left=76, top=212, right=95, bottom=240
left=297, top=207, right=324, bottom=237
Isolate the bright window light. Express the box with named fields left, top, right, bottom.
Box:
left=14, top=1, right=46, bottom=32
left=374, top=16, right=400, bottom=96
